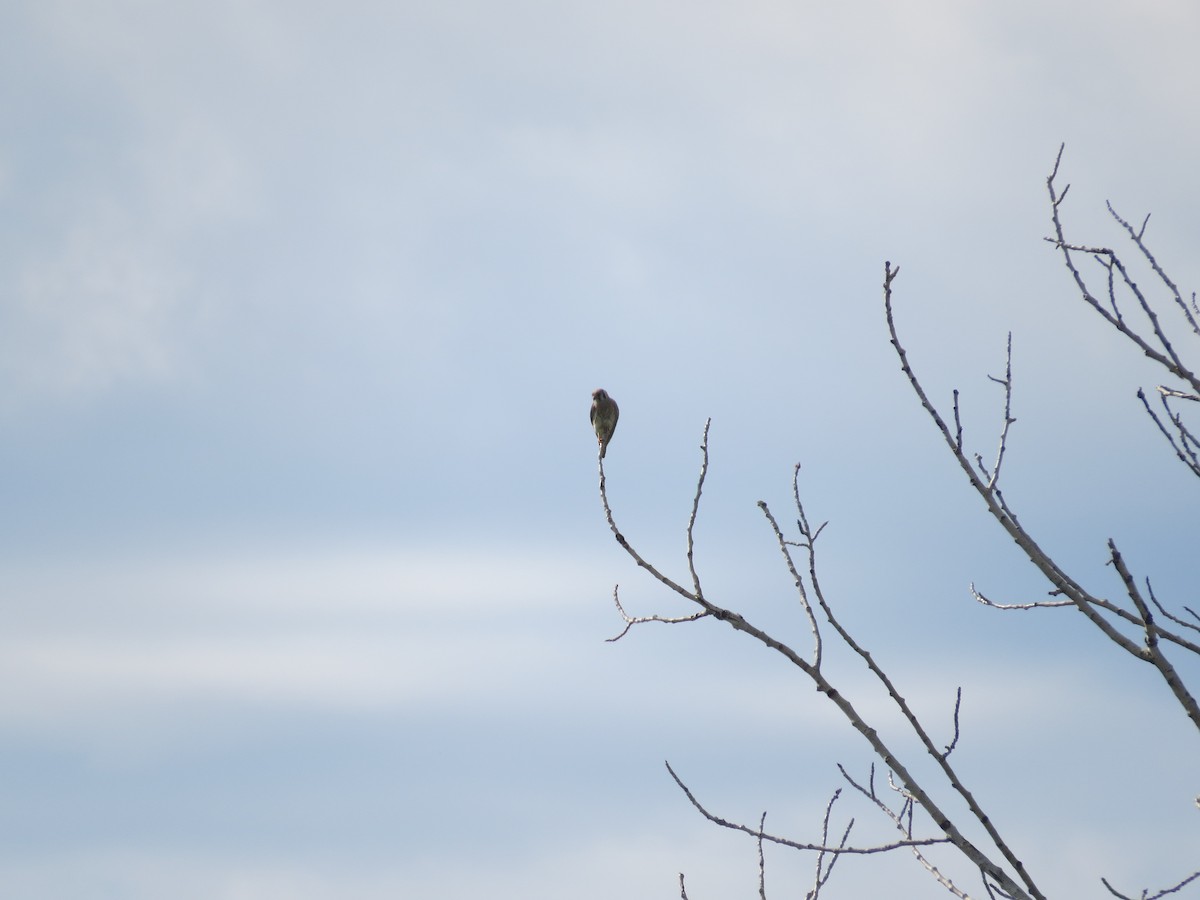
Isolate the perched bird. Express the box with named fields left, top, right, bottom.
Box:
left=590, top=389, right=619, bottom=458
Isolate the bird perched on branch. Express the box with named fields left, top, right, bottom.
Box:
left=590, top=389, right=619, bottom=458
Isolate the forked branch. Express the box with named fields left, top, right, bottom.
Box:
left=884, top=261, right=1200, bottom=735
left=600, top=418, right=1043, bottom=900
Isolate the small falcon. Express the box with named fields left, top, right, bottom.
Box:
left=590, top=389, right=619, bottom=459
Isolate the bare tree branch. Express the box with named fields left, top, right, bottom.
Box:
left=1107, top=541, right=1200, bottom=731
left=1138, top=388, right=1200, bottom=479
left=601, top=412, right=1045, bottom=898
left=665, top=761, right=948, bottom=856
left=758, top=481, right=822, bottom=668
left=884, top=261, right=1200, bottom=732
left=969, top=582, right=1200, bottom=655
left=780, top=464, right=1043, bottom=895
left=1045, top=145, right=1200, bottom=397
left=599, top=149, right=1198, bottom=899
left=599, top=444, right=701, bottom=605
left=1046, top=145, right=1200, bottom=488
left=1106, top=201, right=1200, bottom=339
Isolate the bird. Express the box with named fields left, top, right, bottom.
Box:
left=590, top=389, right=619, bottom=458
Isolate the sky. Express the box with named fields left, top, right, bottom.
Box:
left=2, top=1, right=1199, bottom=897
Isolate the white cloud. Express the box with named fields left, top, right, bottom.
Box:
left=0, top=630, right=534, bottom=719
left=0, top=543, right=607, bottom=744
left=4, top=543, right=600, bottom=619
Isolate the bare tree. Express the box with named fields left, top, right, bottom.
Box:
left=597, top=147, right=1200, bottom=899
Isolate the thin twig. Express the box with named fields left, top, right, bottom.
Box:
left=606, top=585, right=708, bottom=642
left=942, top=687, right=963, bottom=759
left=685, top=420, right=712, bottom=597
left=1107, top=200, right=1200, bottom=338
left=1146, top=579, right=1200, bottom=635
left=757, top=811, right=768, bottom=900
left=758, top=486, right=822, bottom=668
left=838, top=764, right=975, bottom=899
left=807, top=789, right=851, bottom=900
left=971, top=579, right=1200, bottom=655
left=600, top=452, right=700, bottom=603
left=985, top=334, right=1016, bottom=491
left=1102, top=868, right=1200, bottom=900
left=1138, top=389, right=1200, bottom=478
left=953, top=389, right=964, bottom=453
left=971, top=583, right=1074, bottom=611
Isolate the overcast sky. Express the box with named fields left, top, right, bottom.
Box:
left=2, top=1, right=1199, bottom=897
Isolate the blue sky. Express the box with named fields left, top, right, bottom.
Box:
left=2, top=1, right=1199, bottom=897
